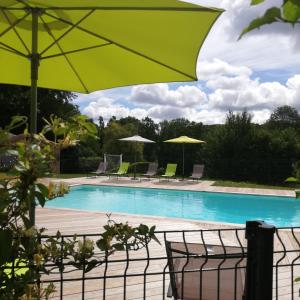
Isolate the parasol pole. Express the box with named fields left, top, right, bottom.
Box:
left=134, top=141, right=137, bottom=179
left=29, top=8, right=40, bottom=227
left=182, top=143, right=185, bottom=180
left=30, top=8, right=40, bottom=135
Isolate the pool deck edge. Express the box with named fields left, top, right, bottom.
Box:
left=44, top=176, right=295, bottom=198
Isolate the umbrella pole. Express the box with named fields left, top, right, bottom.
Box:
left=30, top=9, right=39, bottom=135
left=29, top=8, right=40, bottom=227
left=182, top=143, right=185, bottom=180
left=134, top=141, right=137, bottom=179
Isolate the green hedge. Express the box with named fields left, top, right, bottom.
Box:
left=61, top=156, right=101, bottom=173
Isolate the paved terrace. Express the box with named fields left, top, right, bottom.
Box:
left=36, top=177, right=298, bottom=299
left=47, top=176, right=294, bottom=197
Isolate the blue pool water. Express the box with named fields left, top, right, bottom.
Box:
left=45, top=185, right=300, bottom=226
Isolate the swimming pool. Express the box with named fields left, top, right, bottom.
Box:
left=45, top=185, right=300, bottom=226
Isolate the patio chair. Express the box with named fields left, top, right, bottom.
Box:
left=141, top=162, right=158, bottom=180
left=190, top=164, right=204, bottom=181
left=160, top=164, right=177, bottom=181
left=108, top=162, right=130, bottom=180
left=166, top=241, right=246, bottom=300
left=90, top=161, right=107, bottom=177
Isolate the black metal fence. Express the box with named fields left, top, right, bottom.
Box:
left=4, top=221, right=300, bottom=299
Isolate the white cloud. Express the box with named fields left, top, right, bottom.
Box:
left=82, top=96, right=148, bottom=122
left=206, top=65, right=300, bottom=113
left=129, top=83, right=207, bottom=107
left=193, top=0, right=300, bottom=72
left=197, top=59, right=252, bottom=81
left=78, top=59, right=300, bottom=125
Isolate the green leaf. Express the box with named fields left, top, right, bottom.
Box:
left=6, top=149, right=18, bottom=156
left=251, top=0, right=265, bottom=5
left=150, top=225, right=156, bottom=234
left=21, top=215, right=31, bottom=229
left=295, top=276, right=300, bottom=282
left=151, top=235, right=161, bottom=245
left=283, top=0, right=300, bottom=22
left=240, top=7, right=281, bottom=39
left=85, top=259, right=98, bottom=273
left=112, top=243, right=125, bottom=251
left=138, top=224, right=149, bottom=235
left=36, top=183, right=49, bottom=198
left=5, top=115, right=27, bottom=131
left=35, top=191, right=46, bottom=207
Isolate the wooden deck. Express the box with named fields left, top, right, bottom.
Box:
left=36, top=206, right=300, bottom=299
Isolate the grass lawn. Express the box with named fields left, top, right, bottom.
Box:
left=213, top=180, right=295, bottom=190
left=50, top=173, right=89, bottom=179
left=0, top=172, right=89, bottom=179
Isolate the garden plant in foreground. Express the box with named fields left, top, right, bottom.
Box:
left=0, top=115, right=158, bottom=299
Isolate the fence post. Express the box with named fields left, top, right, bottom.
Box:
left=245, top=220, right=275, bottom=300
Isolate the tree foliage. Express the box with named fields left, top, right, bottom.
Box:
left=59, top=107, right=300, bottom=184
left=266, top=105, right=300, bottom=129
left=241, top=0, right=300, bottom=38
left=103, top=119, right=144, bottom=163
left=0, top=84, right=79, bottom=133
left=204, top=110, right=300, bottom=183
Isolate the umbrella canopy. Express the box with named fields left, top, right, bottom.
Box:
left=0, top=1, right=221, bottom=226
left=0, top=0, right=222, bottom=134
left=119, top=135, right=155, bottom=143
left=164, top=136, right=205, bottom=179
left=164, top=135, right=205, bottom=144
left=119, top=135, right=155, bottom=179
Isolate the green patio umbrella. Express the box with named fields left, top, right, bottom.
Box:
left=0, top=0, right=222, bottom=134
left=164, top=136, right=205, bottom=179
left=119, top=135, right=155, bottom=180
left=0, top=1, right=221, bottom=225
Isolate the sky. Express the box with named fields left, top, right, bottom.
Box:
left=75, top=0, right=300, bottom=125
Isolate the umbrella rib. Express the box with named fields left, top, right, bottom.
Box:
left=44, top=12, right=197, bottom=81
left=14, top=0, right=31, bottom=8
left=0, top=44, right=25, bottom=56
left=0, top=10, right=30, bottom=39
left=40, top=9, right=95, bottom=57
left=40, top=15, right=89, bottom=93
left=1, top=10, right=30, bottom=55
left=41, top=43, right=112, bottom=60
left=43, top=7, right=219, bottom=12
left=0, top=6, right=222, bottom=12
left=0, top=41, right=27, bottom=57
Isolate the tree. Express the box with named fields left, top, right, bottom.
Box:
left=203, top=111, right=255, bottom=181
left=241, top=0, right=300, bottom=38
left=139, top=117, right=159, bottom=161
left=40, top=115, right=98, bottom=173
left=158, top=118, right=204, bottom=176
left=118, top=116, right=140, bottom=129
left=203, top=110, right=300, bottom=183
left=266, top=105, right=300, bottom=129
left=0, top=84, right=79, bottom=133
left=103, top=121, right=143, bottom=162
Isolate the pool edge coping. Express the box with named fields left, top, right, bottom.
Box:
left=66, top=182, right=295, bottom=199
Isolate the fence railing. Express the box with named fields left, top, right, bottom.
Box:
left=3, top=221, right=300, bottom=299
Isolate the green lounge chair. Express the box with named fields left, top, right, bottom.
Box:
left=109, top=162, right=130, bottom=180
left=160, top=164, right=177, bottom=181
